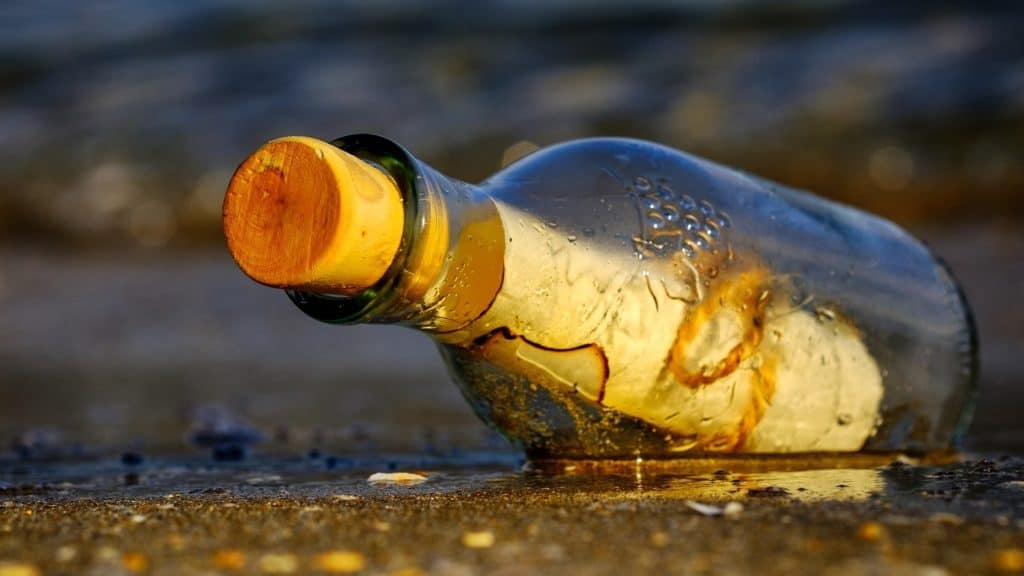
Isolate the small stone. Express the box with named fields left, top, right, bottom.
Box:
left=245, top=475, right=283, bottom=486
left=212, top=549, right=246, bottom=570
left=259, top=553, right=298, bottom=574
left=0, top=562, right=40, bottom=576
left=994, top=548, right=1024, bottom=572
left=891, top=454, right=919, bottom=467
left=95, top=546, right=120, bottom=562
left=331, top=494, right=360, bottom=502
left=650, top=531, right=670, bottom=547
left=723, top=502, right=744, bottom=516
left=314, top=550, right=366, bottom=573
left=129, top=514, right=147, bottom=524
left=55, top=546, right=77, bottom=563
left=856, top=521, right=886, bottom=542
left=367, top=472, right=427, bottom=486
left=372, top=520, right=391, bottom=532
left=122, top=552, right=149, bottom=573
left=685, top=501, right=724, bottom=516
left=462, top=530, right=496, bottom=549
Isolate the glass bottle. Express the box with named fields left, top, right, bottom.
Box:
left=223, top=134, right=977, bottom=459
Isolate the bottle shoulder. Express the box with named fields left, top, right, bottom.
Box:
left=486, top=137, right=701, bottom=188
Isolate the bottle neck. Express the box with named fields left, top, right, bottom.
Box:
left=289, top=134, right=504, bottom=333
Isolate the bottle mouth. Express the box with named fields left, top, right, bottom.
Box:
left=223, top=135, right=406, bottom=297
left=283, top=134, right=426, bottom=324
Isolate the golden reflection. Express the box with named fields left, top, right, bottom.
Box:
left=653, top=468, right=884, bottom=502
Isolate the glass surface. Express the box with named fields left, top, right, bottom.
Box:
left=295, top=135, right=977, bottom=459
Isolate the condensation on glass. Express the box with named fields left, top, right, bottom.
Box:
left=288, top=134, right=977, bottom=459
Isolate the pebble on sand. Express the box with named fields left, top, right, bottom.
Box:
left=314, top=550, right=366, bottom=573
left=122, top=552, right=149, bottom=572
left=212, top=549, right=246, bottom=570
left=856, top=522, right=886, bottom=542
left=259, top=553, right=299, bottom=574
left=54, top=546, right=77, bottom=563
left=462, top=530, right=496, bottom=549
left=684, top=501, right=743, bottom=517
left=367, top=472, right=428, bottom=486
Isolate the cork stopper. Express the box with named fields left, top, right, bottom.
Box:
left=223, top=136, right=404, bottom=295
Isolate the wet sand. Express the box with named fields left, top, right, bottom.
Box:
left=2, top=454, right=1024, bottom=575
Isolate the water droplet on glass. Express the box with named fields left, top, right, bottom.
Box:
left=699, top=200, right=715, bottom=217
left=567, top=234, right=578, bottom=243
left=680, top=194, right=696, bottom=211
left=706, top=266, right=719, bottom=278
left=837, top=413, right=853, bottom=426
left=634, top=176, right=652, bottom=191
left=692, top=234, right=709, bottom=250
left=656, top=184, right=674, bottom=199
left=546, top=220, right=558, bottom=228
left=703, top=220, right=720, bottom=238
left=661, top=205, right=680, bottom=222
left=683, top=214, right=700, bottom=231
left=643, top=197, right=660, bottom=210
left=647, top=209, right=667, bottom=228
left=680, top=243, right=696, bottom=258
left=717, top=211, right=732, bottom=229
left=582, top=227, right=596, bottom=237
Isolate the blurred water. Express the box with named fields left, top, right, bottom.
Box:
left=1, top=1, right=1022, bottom=248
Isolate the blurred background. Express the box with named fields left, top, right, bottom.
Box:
left=1, top=0, right=1022, bottom=458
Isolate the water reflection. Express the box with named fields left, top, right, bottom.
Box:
left=652, top=468, right=884, bottom=502
left=522, top=463, right=886, bottom=502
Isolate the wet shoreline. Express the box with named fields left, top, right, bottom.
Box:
left=3, top=453, right=1024, bottom=574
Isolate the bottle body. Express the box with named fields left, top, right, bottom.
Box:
left=286, top=135, right=976, bottom=459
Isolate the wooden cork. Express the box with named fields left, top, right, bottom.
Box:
left=223, top=136, right=404, bottom=295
